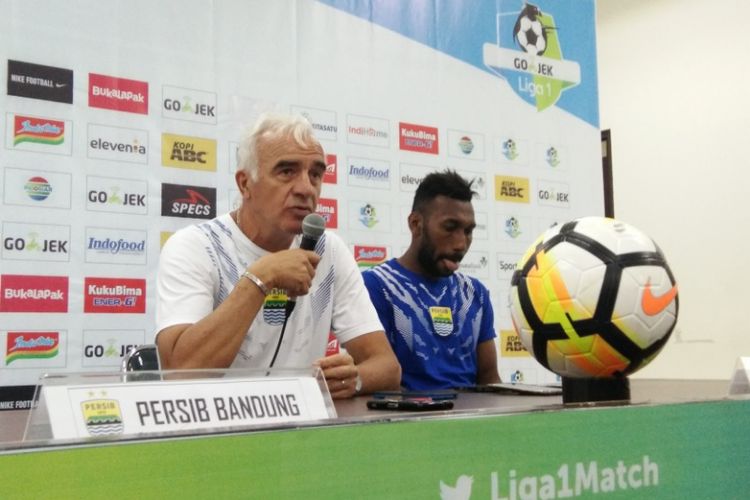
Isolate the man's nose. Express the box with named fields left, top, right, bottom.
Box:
left=452, top=232, right=470, bottom=253
left=292, top=170, right=317, bottom=197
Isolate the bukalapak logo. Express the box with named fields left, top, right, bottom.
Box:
left=0, top=274, right=68, bottom=312
left=161, top=183, right=216, bottom=219
left=399, top=122, right=439, bottom=155
left=89, top=73, right=148, bottom=114
left=84, top=277, right=146, bottom=313
left=7, top=60, right=74, bottom=104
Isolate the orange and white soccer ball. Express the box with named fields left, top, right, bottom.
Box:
left=508, top=217, right=678, bottom=378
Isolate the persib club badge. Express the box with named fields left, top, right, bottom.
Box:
left=81, top=398, right=123, bottom=436
left=483, top=2, right=581, bottom=111
left=262, top=290, right=288, bottom=325
left=429, top=306, right=453, bottom=337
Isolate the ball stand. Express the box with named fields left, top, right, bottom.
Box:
left=562, top=376, right=630, bottom=404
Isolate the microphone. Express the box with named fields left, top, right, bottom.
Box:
left=285, top=213, right=326, bottom=316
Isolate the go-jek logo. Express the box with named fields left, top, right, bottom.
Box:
left=439, top=475, right=473, bottom=500
left=483, top=2, right=581, bottom=111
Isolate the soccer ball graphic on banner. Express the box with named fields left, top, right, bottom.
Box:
left=513, top=4, right=549, bottom=56
left=509, top=217, right=679, bottom=378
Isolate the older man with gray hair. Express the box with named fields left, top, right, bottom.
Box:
left=156, top=113, right=400, bottom=398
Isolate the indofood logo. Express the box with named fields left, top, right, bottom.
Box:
left=347, top=158, right=391, bottom=189
left=358, top=204, right=379, bottom=229
left=86, top=228, right=147, bottom=265
left=483, top=3, right=581, bottom=111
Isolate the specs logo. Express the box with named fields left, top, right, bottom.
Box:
left=161, top=183, right=216, bottom=219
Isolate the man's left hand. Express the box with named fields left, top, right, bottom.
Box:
left=315, top=352, right=359, bottom=399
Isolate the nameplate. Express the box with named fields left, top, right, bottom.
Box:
left=43, top=376, right=332, bottom=440
left=729, top=357, right=750, bottom=396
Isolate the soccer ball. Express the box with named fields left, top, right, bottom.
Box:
left=514, top=5, right=548, bottom=56
left=509, top=217, right=678, bottom=378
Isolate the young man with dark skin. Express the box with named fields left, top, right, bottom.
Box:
left=362, top=169, right=500, bottom=390
left=156, top=114, right=400, bottom=398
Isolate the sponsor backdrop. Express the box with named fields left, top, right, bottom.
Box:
left=0, top=0, right=600, bottom=400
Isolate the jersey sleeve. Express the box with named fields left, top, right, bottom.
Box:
left=362, top=268, right=394, bottom=335
left=155, top=227, right=218, bottom=337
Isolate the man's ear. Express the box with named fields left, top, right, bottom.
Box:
left=407, top=211, right=422, bottom=237
left=235, top=170, right=252, bottom=199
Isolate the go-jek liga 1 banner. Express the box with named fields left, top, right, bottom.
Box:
left=0, top=0, right=600, bottom=400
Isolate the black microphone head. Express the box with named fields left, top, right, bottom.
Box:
left=302, top=213, right=326, bottom=239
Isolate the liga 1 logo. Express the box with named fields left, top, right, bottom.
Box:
left=482, top=2, right=581, bottom=111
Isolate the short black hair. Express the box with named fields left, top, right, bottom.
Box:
left=412, top=169, right=475, bottom=213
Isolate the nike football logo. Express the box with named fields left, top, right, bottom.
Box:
left=641, top=279, right=677, bottom=316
